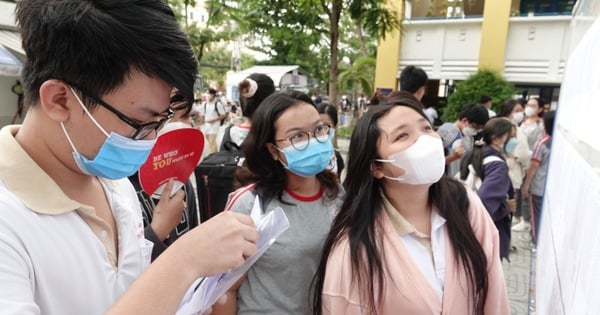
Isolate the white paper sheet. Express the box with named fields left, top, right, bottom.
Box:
left=176, top=196, right=289, bottom=315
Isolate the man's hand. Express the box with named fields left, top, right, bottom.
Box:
left=522, top=185, right=530, bottom=199
left=166, top=211, right=258, bottom=279
left=150, top=180, right=186, bottom=241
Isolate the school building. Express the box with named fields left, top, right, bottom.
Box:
left=375, top=0, right=578, bottom=106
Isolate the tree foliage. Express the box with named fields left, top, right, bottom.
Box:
left=235, top=0, right=400, bottom=102
left=166, top=0, right=400, bottom=102
left=237, top=0, right=328, bottom=81
left=444, top=69, right=517, bottom=121
left=168, top=0, right=243, bottom=65
left=338, top=55, right=376, bottom=97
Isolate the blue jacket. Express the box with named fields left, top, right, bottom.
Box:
left=477, top=147, right=514, bottom=259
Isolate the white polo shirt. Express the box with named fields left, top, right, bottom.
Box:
left=200, top=99, right=226, bottom=135
left=0, top=125, right=152, bottom=315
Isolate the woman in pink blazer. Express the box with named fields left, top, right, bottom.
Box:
left=312, top=95, right=509, bottom=315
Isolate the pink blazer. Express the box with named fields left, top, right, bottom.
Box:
left=322, top=190, right=510, bottom=314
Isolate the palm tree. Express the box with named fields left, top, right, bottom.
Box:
left=338, top=55, right=375, bottom=127
left=338, top=55, right=376, bottom=97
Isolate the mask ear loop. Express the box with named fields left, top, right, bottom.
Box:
left=271, top=144, right=289, bottom=168
left=60, top=122, right=79, bottom=153
left=69, top=87, right=110, bottom=138
left=373, top=158, right=409, bottom=182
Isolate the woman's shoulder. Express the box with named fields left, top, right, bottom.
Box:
left=225, top=184, right=258, bottom=214
left=482, top=147, right=505, bottom=160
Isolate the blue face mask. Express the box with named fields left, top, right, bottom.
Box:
left=504, top=137, right=518, bottom=155
left=276, top=138, right=334, bottom=177
left=61, top=90, right=156, bottom=180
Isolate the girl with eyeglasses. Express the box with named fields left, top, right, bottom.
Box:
left=213, top=91, right=344, bottom=314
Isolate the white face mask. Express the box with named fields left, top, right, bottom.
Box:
left=462, top=126, right=478, bottom=137
left=525, top=106, right=538, bottom=117
left=512, top=112, right=524, bottom=124
left=376, top=135, right=445, bottom=185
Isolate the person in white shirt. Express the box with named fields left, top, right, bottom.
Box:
left=423, top=104, right=438, bottom=125
left=399, top=65, right=428, bottom=101
left=0, top=1, right=258, bottom=314
left=199, top=88, right=227, bottom=154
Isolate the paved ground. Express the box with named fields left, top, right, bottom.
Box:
left=504, top=230, right=536, bottom=315
left=337, top=137, right=536, bottom=314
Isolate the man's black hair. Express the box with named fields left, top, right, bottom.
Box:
left=399, top=65, right=428, bottom=93
left=479, top=94, right=492, bottom=103
left=458, top=103, right=490, bottom=126
left=16, top=0, right=198, bottom=109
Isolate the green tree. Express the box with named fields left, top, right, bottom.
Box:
left=348, top=0, right=402, bottom=57
left=198, top=46, right=257, bottom=91
left=444, top=69, right=517, bottom=122
left=235, top=0, right=400, bottom=103
left=338, top=55, right=376, bottom=97
left=238, top=0, right=328, bottom=81
left=168, top=0, right=243, bottom=65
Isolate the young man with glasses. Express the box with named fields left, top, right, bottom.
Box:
left=0, top=1, right=258, bottom=314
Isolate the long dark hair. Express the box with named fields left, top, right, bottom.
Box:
left=498, top=99, right=519, bottom=118
left=312, top=97, right=489, bottom=315
left=243, top=91, right=339, bottom=203
left=316, top=102, right=338, bottom=127
left=460, top=118, right=514, bottom=180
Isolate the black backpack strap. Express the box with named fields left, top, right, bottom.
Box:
left=220, top=125, right=241, bottom=152
left=222, top=124, right=233, bottom=144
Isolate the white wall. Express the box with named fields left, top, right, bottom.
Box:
left=0, top=1, right=16, bottom=28
left=399, top=15, right=573, bottom=84
left=504, top=16, right=571, bottom=84
left=536, top=0, right=600, bottom=313
left=400, top=19, right=482, bottom=80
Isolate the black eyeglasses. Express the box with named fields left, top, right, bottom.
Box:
left=275, top=125, right=331, bottom=151
left=72, top=86, right=173, bottom=140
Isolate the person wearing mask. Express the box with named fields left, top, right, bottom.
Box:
left=317, top=102, right=345, bottom=180
left=521, top=97, right=545, bottom=151
left=460, top=118, right=517, bottom=260
left=514, top=97, right=545, bottom=232
left=199, top=88, right=227, bottom=154
left=214, top=91, right=344, bottom=314
left=437, top=104, right=490, bottom=177
left=0, top=1, right=258, bottom=313
left=399, top=65, right=429, bottom=101
left=522, top=111, right=556, bottom=244
left=129, top=112, right=200, bottom=261
left=497, top=99, right=532, bottom=231
left=312, top=96, right=508, bottom=314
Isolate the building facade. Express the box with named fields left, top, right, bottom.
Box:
left=375, top=0, right=578, bottom=107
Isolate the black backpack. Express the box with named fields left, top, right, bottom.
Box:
left=194, top=125, right=243, bottom=222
